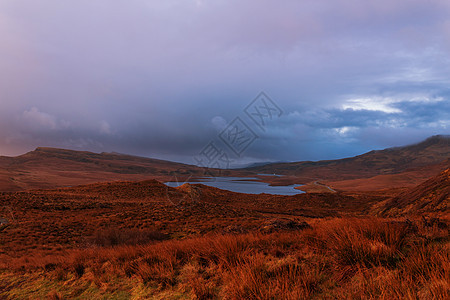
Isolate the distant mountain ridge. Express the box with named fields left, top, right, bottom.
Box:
left=0, top=147, right=219, bottom=191
left=0, top=135, right=448, bottom=192
left=243, top=135, right=450, bottom=181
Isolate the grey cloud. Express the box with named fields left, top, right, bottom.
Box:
left=0, top=0, right=449, bottom=163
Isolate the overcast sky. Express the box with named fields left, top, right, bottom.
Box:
left=0, top=0, right=449, bottom=166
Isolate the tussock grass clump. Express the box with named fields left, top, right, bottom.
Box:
left=313, top=218, right=410, bottom=268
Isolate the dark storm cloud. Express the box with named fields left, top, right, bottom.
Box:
left=0, top=0, right=449, bottom=164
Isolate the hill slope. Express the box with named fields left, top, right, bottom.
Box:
left=245, top=135, right=450, bottom=183
left=0, top=147, right=227, bottom=191
left=375, top=167, right=450, bottom=216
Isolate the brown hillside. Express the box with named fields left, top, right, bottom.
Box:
left=0, top=179, right=447, bottom=299
left=0, top=147, right=242, bottom=192
left=0, top=135, right=448, bottom=193
left=325, top=159, right=450, bottom=193
left=245, top=135, right=450, bottom=182
left=376, top=167, right=450, bottom=217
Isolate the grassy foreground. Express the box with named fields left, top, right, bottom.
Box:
left=0, top=218, right=448, bottom=299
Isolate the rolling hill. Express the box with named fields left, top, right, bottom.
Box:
left=245, top=135, right=450, bottom=191
left=0, top=147, right=238, bottom=191
left=0, top=135, right=448, bottom=192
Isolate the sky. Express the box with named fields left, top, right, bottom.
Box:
left=0, top=0, right=449, bottom=167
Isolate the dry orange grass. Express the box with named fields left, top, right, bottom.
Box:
left=0, top=217, right=448, bottom=299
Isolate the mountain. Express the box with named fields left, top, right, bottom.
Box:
left=375, top=167, right=450, bottom=216
left=0, top=135, right=448, bottom=192
left=244, top=135, right=450, bottom=183
left=0, top=147, right=239, bottom=191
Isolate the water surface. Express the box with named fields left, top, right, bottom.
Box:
left=165, top=176, right=304, bottom=195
